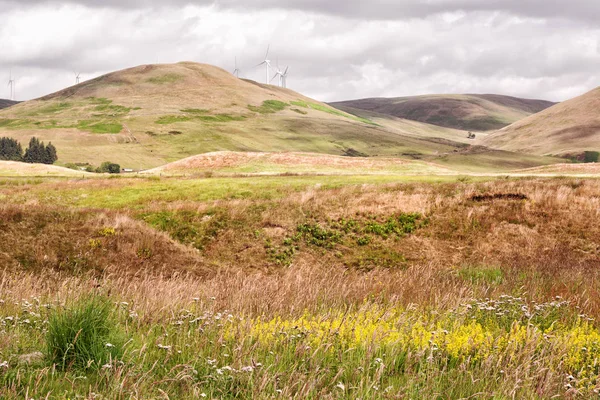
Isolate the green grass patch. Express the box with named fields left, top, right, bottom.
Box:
left=197, top=114, right=245, bottom=122
left=155, top=115, right=192, bottom=125
left=77, top=120, right=123, bottom=134
left=181, top=108, right=210, bottom=114
left=156, top=113, right=244, bottom=125
left=25, top=102, right=72, bottom=116
left=46, top=295, right=124, bottom=371
left=291, top=100, right=377, bottom=125
left=248, top=100, right=289, bottom=114
left=147, top=74, right=183, bottom=84
left=93, top=104, right=132, bottom=115
left=457, top=264, right=504, bottom=285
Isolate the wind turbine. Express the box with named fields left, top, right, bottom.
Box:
left=271, top=64, right=284, bottom=87
left=75, top=72, right=81, bottom=85
left=232, top=57, right=241, bottom=78
left=281, top=66, right=289, bottom=88
left=7, top=71, right=15, bottom=101
left=256, top=45, right=272, bottom=84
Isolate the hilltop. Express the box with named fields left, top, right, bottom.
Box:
left=0, top=62, right=560, bottom=172
left=482, top=87, right=600, bottom=158
left=0, top=99, right=19, bottom=109
left=330, top=94, right=554, bottom=132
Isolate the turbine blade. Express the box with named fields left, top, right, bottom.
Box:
left=265, top=45, right=270, bottom=59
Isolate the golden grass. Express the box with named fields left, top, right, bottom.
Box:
left=483, top=86, right=600, bottom=155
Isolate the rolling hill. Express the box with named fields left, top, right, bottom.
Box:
left=330, top=94, right=555, bottom=132
left=0, top=99, right=19, bottom=109
left=482, top=86, right=600, bottom=158
left=0, top=62, right=560, bottom=172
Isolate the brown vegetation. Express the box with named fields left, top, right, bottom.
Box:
left=3, top=177, right=600, bottom=317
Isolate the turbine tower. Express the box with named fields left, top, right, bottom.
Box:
left=256, top=45, right=272, bottom=84
left=75, top=72, right=81, bottom=85
left=281, top=67, right=289, bottom=88
left=7, top=71, right=15, bottom=101
left=232, top=57, right=241, bottom=78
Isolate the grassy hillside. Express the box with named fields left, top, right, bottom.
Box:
left=482, top=86, right=600, bottom=157
left=0, top=62, right=560, bottom=172
left=0, top=160, right=93, bottom=177
left=0, top=62, right=433, bottom=169
left=331, top=94, right=555, bottom=132
left=3, top=174, right=600, bottom=398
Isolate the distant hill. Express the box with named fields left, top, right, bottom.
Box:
left=482, top=87, right=600, bottom=157
left=0, top=62, right=560, bottom=172
left=330, top=94, right=555, bottom=132
left=0, top=99, right=19, bottom=110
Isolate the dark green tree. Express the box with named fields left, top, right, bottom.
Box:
left=23, top=137, right=58, bottom=164
left=0, top=137, right=23, bottom=161
left=24, top=137, right=43, bottom=163
left=44, top=142, right=58, bottom=164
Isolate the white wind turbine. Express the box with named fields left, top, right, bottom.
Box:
left=7, top=70, right=15, bottom=101
left=271, top=63, right=284, bottom=87
left=256, top=45, right=272, bottom=84
left=281, top=66, right=289, bottom=88
left=75, top=72, right=81, bottom=85
left=232, top=57, right=241, bottom=78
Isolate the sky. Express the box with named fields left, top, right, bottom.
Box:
left=1, top=0, right=599, bottom=102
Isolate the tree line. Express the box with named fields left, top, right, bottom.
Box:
left=0, top=137, right=58, bottom=164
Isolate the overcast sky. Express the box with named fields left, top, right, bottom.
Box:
left=1, top=0, right=599, bottom=102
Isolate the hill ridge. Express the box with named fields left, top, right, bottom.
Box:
left=482, top=86, right=600, bottom=156
left=330, top=93, right=555, bottom=132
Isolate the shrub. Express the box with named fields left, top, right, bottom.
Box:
left=46, top=296, right=124, bottom=371
left=97, top=161, right=121, bottom=174
left=584, top=151, right=599, bottom=163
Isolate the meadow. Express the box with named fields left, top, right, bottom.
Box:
left=2, top=173, right=600, bottom=399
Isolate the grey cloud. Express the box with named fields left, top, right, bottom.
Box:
left=0, top=1, right=598, bottom=103
left=2, top=0, right=600, bottom=23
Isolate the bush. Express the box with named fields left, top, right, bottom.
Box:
left=584, top=151, right=599, bottom=163
left=97, top=161, right=121, bottom=174
left=46, top=296, right=124, bottom=371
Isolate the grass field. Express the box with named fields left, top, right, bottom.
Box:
left=2, top=172, right=600, bottom=398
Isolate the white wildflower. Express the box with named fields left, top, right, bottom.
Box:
left=240, top=366, right=254, bottom=373
left=101, top=363, right=112, bottom=370
left=336, top=382, right=345, bottom=391
left=105, top=343, right=114, bottom=348
left=200, top=394, right=207, bottom=398
left=157, top=344, right=172, bottom=350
